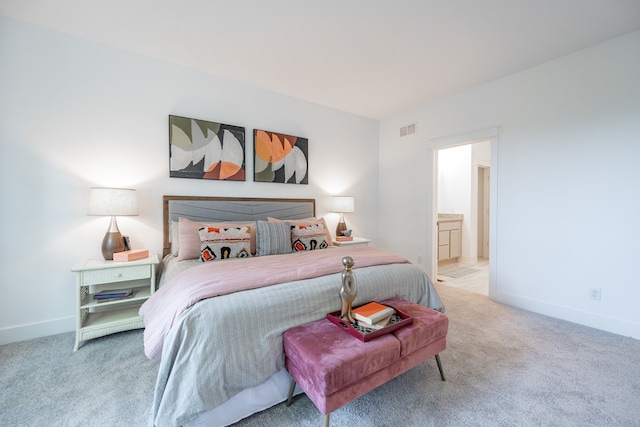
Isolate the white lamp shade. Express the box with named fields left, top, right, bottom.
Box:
left=88, top=188, right=138, bottom=216
left=331, top=196, right=355, bottom=213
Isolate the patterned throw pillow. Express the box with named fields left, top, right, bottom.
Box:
left=291, top=223, right=330, bottom=252
left=267, top=217, right=333, bottom=246
left=198, top=226, right=251, bottom=262
left=179, top=217, right=257, bottom=260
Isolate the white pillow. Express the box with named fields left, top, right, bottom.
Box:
left=169, top=220, right=179, bottom=257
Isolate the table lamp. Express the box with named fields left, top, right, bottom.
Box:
left=331, top=196, right=355, bottom=237
left=88, top=187, right=138, bottom=260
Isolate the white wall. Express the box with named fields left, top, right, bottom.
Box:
left=379, top=30, right=640, bottom=339
left=438, top=145, right=471, bottom=215
left=0, top=17, right=379, bottom=344
left=438, top=145, right=472, bottom=262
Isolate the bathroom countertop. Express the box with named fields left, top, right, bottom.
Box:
left=437, top=213, right=464, bottom=223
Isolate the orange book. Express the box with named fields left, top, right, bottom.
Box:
left=113, top=249, right=149, bottom=262
left=352, top=302, right=395, bottom=325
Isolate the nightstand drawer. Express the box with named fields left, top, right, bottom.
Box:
left=82, top=264, right=150, bottom=285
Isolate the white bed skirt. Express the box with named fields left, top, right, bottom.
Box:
left=187, top=368, right=303, bottom=427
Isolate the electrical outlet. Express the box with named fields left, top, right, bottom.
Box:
left=589, top=288, right=601, bottom=301
left=417, top=255, right=423, bottom=264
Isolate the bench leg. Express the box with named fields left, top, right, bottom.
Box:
left=287, top=378, right=330, bottom=427
left=286, top=379, right=296, bottom=407
left=435, top=354, right=446, bottom=381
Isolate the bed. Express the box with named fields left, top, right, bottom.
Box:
left=140, top=196, right=444, bottom=427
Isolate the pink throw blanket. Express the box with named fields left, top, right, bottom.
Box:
left=139, top=247, right=409, bottom=359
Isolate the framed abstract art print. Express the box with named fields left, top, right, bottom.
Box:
left=254, top=129, right=308, bottom=184
left=169, top=115, right=246, bottom=181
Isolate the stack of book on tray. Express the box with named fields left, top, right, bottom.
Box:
left=93, top=289, right=133, bottom=303
left=353, top=302, right=396, bottom=330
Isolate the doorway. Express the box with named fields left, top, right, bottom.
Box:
left=435, top=141, right=490, bottom=295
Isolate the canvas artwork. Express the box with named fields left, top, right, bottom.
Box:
left=254, top=129, right=308, bottom=184
left=169, top=115, right=246, bottom=181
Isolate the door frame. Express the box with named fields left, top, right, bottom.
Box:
left=429, top=127, right=499, bottom=297
left=478, top=165, right=490, bottom=258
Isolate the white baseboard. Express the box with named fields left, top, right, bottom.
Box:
left=491, top=290, right=640, bottom=340
left=0, top=316, right=75, bottom=346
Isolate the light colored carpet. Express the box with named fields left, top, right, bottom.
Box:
left=0, top=329, right=158, bottom=427
left=438, top=264, right=478, bottom=278
left=2, top=284, right=640, bottom=426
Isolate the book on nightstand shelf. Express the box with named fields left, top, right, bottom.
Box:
left=335, top=236, right=354, bottom=242
left=93, top=288, right=133, bottom=303
left=95, top=294, right=133, bottom=303
left=352, top=302, right=396, bottom=325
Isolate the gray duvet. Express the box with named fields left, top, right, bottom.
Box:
left=150, top=262, right=443, bottom=426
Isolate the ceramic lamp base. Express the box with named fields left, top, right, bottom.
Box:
left=101, top=216, right=125, bottom=260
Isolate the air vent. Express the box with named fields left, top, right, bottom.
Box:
left=400, top=122, right=417, bottom=137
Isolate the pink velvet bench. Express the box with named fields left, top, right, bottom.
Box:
left=284, top=298, right=448, bottom=427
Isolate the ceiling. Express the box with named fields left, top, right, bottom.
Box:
left=2, top=0, right=640, bottom=119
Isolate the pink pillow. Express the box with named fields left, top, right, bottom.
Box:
left=178, top=217, right=256, bottom=261
left=267, top=217, right=333, bottom=246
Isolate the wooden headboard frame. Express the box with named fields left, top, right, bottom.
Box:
left=162, top=196, right=316, bottom=257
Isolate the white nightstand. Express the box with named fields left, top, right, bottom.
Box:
left=332, top=237, right=371, bottom=248
left=70, top=253, right=160, bottom=351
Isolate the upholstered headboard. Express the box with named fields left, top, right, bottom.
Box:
left=162, top=196, right=316, bottom=257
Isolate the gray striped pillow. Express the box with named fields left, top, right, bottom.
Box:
left=256, top=221, right=292, bottom=256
